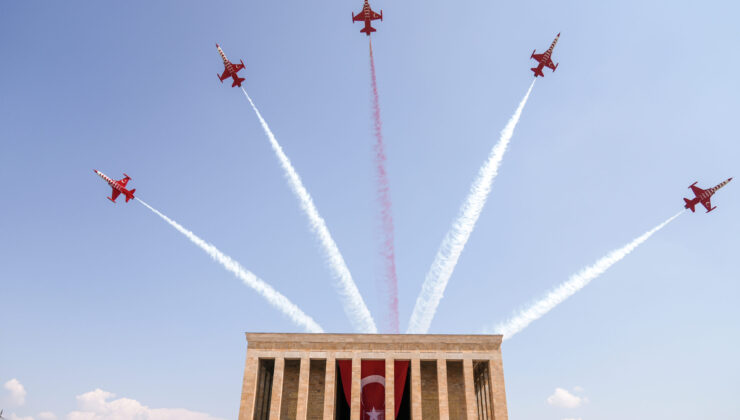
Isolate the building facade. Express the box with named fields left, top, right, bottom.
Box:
left=238, top=333, right=508, bottom=420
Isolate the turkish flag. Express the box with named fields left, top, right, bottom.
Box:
left=361, top=360, right=385, bottom=419
left=338, top=360, right=409, bottom=420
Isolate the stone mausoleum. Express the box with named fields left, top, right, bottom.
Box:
left=238, top=333, right=507, bottom=420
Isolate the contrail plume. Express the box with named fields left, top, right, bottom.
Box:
left=407, top=80, right=536, bottom=334
left=240, top=87, right=378, bottom=333
left=494, top=211, right=683, bottom=341
left=136, top=198, right=323, bottom=333
left=369, top=39, right=399, bottom=333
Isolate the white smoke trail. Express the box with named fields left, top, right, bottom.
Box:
left=137, top=198, right=324, bottom=333
left=494, top=211, right=684, bottom=341
left=407, top=80, right=536, bottom=334
left=240, top=87, right=378, bottom=334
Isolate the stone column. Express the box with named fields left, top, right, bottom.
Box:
left=437, top=359, right=450, bottom=420
left=483, top=363, right=492, bottom=419
left=350, top=356, right=361, bottom=420
left=410, top=358, right=422, bottom=420
left=385, top=357, right=394, bottom=420
left=323, top=356, right=336, bottom=420
left=295, top=356, right=311, bottom=420
left=238, top=356, right=259, bottom=420
left=462, top=359, right=477, bottom=420
left=489, top=357, right=509, bottom=420
left=268, top=357, right=285, bottom=420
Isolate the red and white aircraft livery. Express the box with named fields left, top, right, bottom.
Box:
left=530, top=33, right=560, bottom=77
left=684, top=177, right=732, bottom=213
left=216, top=43, right=246, bottom=88
left=94, top=170, right=136, bottom=203
left=352, top=0, right=383, bottom=36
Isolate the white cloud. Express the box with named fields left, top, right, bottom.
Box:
left=38, top=412, right=57, bottom=420
left=65, top=389, right=226, bottom=420
left=4, top=379, right=27, bottom=406
left=547, top=387, right=586, bottom=409
left=7, top=413, right=35, bottom=420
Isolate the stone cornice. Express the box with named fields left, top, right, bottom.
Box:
left=245, top=333, right=502, bottom=352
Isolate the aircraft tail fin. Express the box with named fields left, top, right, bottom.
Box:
left=531, top=67, right=544, bottom=77
left=361, top=26, right=377, bottom=35
left=232, top=77, right=245, bottom=87
left=126, top=189, right=136, bottom=202
left=683, top=198, right=696, bottom=212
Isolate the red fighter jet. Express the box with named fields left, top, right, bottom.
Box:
left=94, top=170, right=136, bottom=203
left=683, top=177, right=732, bottom=213
left=352, top=0, right=383, bottom=36
left=216, top=43, right=245, bottom=88
left=530, top=33, right=560, bottom=77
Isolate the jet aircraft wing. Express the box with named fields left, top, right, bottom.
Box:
left=700, top=197, right=713, bottom=212
left=690, top=184, right=706, bottom=197
left=110, top=189, right=121, bottom=202
left=369, top=10, right=382, bottom=20
left=531, top=53, right=545, bottom=63
left=544, top=58, right=557, bottom=70
left=118, top=177, right=130, bottom=187
left=219, top=69, right=231, bottom=81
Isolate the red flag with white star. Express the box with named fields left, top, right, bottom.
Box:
left=338, top=360, right=409, bottom=419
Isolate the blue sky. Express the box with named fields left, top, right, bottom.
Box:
left=1, top=0, right=738, bottom=419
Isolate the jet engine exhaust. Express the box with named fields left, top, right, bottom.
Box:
left=240, top=87, right=378, bottom=334
left=407, top=80, right=536, bottom=334
left=369, top=38, right=399, bottom=333
left=494, top=211, right=684, bottom=341
left=136, top=198, right=323, bottom=333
